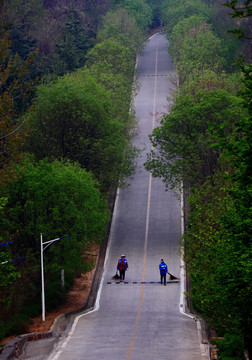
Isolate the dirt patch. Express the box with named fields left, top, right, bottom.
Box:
left=27, top=269, right=94, bottom=334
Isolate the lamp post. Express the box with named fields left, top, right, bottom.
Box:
left=40, top=233, right=69, bottom=321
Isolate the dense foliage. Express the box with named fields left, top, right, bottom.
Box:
left=3, top=158, right=109, bottom=260
left=1, top=0, right=251, bottom=356
left=26, top=71, right=132, bottom=191
left=0, top=4, right=36, bottom=187
left=145, top=74, right=245, bottom=188
left=0, top=0, right=152, bottom=341
left=145, top=0, right=252, bottom=357
left=0, top=157, right=109, bottom=338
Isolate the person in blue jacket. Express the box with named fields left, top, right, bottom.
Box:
left=117, top=254, right=128, bottom=282
left=159, top=259, right=168, bottom=286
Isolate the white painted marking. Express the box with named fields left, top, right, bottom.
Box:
left=127, top=37, right=159, bottom=360
left=49, top=189, right=121, bottom=360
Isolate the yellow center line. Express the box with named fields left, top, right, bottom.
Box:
left=126, top=44, right=159, bottom=360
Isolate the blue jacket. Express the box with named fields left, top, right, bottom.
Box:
left=159, top=262, right=168, bottom=274
left=117, top=258, right=128, bottom=271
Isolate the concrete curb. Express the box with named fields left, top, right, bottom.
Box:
left=0, top=332, right=53, bottom=359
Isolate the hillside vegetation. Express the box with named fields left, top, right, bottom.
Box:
left=0, top=0, right=251, bottom=358
left=145, top=0, right=251, bottom=358
left=0, top=0, right=152, bottom=341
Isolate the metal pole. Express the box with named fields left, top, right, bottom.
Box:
left=40, top=234, right=69, bottom=321
left=61, top=269, right=65, bottom=290
left=41, top=233, right=45, bottom=321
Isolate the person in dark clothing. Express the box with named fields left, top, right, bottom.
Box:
left=159, top=259, right=168, bottom=286
left=117, top=254, right=128, bottom=282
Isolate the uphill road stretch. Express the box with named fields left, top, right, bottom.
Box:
left=48, top=33, right=209, bottom=360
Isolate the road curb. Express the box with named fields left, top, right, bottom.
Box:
left=0, top=332, right=53, bottom=359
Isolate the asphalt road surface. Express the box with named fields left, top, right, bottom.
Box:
left=47, top=33, right=209, bottom=360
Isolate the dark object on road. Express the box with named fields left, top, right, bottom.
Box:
left=168, top=272, right=180, bottom=280
left=112, top=271, right=120, bottom=279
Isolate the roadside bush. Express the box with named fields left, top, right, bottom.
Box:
left=45, top=272, right=74, bottom=311
left=213, top=334, right=244, bottom=360
left=0, top=314, right=30, bottom=340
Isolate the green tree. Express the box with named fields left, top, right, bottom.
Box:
left=86, top=39, right=135, bottom=78
left=0, top=157, right=109, bottom=336
left=5, top=0, right=45, bottom=40
left=85, top=37, right=138, bottom=185
left=184, top=173, right=251, bottom=356
left=145, top=76, right=246, bottom=189
left=0, top=3, right=36, bottom=188
left=161, top=0, right=210, bottom=35
left=1, top=157, right=108, bottom=281
left=97, top=8, right=145, bottom=54
left=176, top=26, right=224, bottom=83
left=26, top=70, right=132, bottom=191
left=87, top=62, right=135, bottom=124
left=146, top=0, right=164, bottom=27
left=210, top=63, right=252, bottom=358
left=154, top=0, right=252, bottom=355
left=206, top=1, right=241, bottom=69
left=169, top=15, right=209, bottom=61
left=112, top=0, right=152, bottom=30
left=74, top=68, right=137, bottom=189
left=85, top=37, right=136, bottom=132
left=86, top=33, right=137, bottom=124
left=0, top=197, right=21, bottom=313
left=54, top=9, right=95, bottom=75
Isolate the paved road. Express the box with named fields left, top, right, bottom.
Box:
left=45, top=33, right=209, bottom=360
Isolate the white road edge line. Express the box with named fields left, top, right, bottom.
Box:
left=50, top=51, right=142, bottom=360
left=50, top=32, right=209, bottom=359
left=49, top=188, right=121, bottom=360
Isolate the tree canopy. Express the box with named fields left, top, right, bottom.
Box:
left=0, top=4, right=36, bottom=188
left=112, top=0, right=152, bottom=30
left=145, top=79, right=245, bottom=189
left=0, top=157, right=109, bottom=336
left=2, top=158, right=108, bottom=265
left=97, top=8, right=146, bottom=54
left=26, top=70, right=132, bottom=191
left=147, top=0, right=252, bottom=355
left=0, top=0, right=151, bottom=342
left=161, top=0, right=210, bottom=35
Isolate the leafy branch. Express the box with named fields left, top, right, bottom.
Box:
left=223, top=0, right=252, bottom=38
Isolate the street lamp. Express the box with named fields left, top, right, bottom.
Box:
left=40, top=233, right=70, bottom=321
